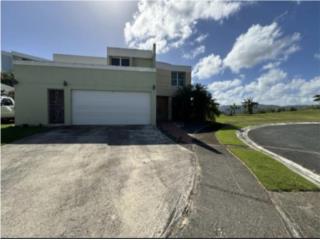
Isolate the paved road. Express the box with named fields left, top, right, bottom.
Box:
left=248, top=124, right=320, bottom=174
left=169, top=125, right=291, bottom=238
left=1, top=126, right=195, bottom=238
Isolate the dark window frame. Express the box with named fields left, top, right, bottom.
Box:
left=171, top=71, right=186, bottom=86
left=121, top=58, right=130, bottom=66
left=171, top=72, right=177, bottom=86
left=110, top=57, right=130, bottom=67
left=111, top=57, right=120, bottom=66
left=178, top=72, right=185, bottom=86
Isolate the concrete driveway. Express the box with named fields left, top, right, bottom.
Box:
left=1, top=126, right=195, bottom=238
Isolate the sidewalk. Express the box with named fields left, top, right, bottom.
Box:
left=160, top=122, right=292, bottom=238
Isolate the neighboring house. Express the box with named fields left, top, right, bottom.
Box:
left=1, top=51, right=13, bottom=73
left=13, top=45, right=191, bottom=126
left=1, top=50, right=49, bottom=72
left=1, top=51, right=49, bottom=98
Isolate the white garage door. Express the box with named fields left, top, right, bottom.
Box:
left=72, top=90, right=151, bottom=125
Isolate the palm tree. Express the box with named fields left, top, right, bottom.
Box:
left=173, top=84, right=193, bottom=121
left=172, top=84, right=220, bottom=121
left=228, top=103, right=240, bottom=116
left=192, top=83, right=220, bottom=121
left=207, top=98, right=220, bottom=121
left=242, top=97, right=258, bottom=114
left=313, top=94, right=320, bottom=103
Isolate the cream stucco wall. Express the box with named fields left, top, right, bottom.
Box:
left=53, top=54, right=107, bottom=65
left=132, top=58, right=154, bottom=68
left=156, top=68, right=191, bottom=96
left=14, top=63, right=156, bottom=126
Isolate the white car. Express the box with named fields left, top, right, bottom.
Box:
left=1, top=96, right=15, bottom=121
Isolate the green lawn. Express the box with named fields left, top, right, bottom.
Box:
left=1, top=124, right=49, bottom=145
left=215, top=109, right=320, bottom=191
left=217, top=109, right=320, bottom=128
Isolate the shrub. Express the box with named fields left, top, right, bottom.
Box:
left=257, top=109, right=266, bottom=114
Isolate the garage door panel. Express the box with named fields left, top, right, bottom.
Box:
left=72, top=90, right=151, bottom=125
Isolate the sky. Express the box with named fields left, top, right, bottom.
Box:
left=2, top=0, right=320, bottom=106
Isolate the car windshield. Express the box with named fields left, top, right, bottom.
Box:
left=1, top=98, right=13, bottom=106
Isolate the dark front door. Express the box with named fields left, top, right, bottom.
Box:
left=157, top=96, right=169, bottom=122
left=48, top=89, right=64, bottom=124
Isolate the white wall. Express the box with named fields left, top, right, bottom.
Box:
left=53, top=54, right=107, bottom=65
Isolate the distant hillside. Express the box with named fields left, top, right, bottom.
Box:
left=219, top=104, right=315, bottom=114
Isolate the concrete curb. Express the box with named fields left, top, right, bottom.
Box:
left=160, top=148, right=199, bottom=238
left=225, top=147, right=302, bottom=238
left=158, top=125, right=200, bottom=238
left=236, top=122, right=320, bottom=187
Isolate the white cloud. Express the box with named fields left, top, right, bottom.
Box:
left=315, top=52, right=320, bottom=60
left=124, top=0, right=241, bottom=53
left=208, top=78, right=242, bottom=91
left=193, top=54, right=224, bottom=80
left=183, top=45, right=206, bottom=59
left=224, top=22, right=301, bottom=72
left=208, top=79, right=245, bottom=104
left=255, top=68, right=287, bottom=88
left=191, top=22, right=301, bottom=81
left=195, top=34, right=208, bottom=43
left=261, top=61, right=281, bottom=70
left=208, top=68, right=320, bottom=105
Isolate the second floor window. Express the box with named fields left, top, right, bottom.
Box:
left=111, top=57, right=130, bottom=67
left=171, top=71, right=185, bottom=86
left=111, top=58, right=120, bottom=66
left=121, top=58, right=130, bottom=66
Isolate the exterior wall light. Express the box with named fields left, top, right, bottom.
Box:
left=63, top=80, right=68, bottom=87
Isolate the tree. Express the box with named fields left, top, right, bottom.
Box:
left=172, top=84, right=193, bottom=121
left=1, top=72, right=18, bottom=87
left=207, top=98, right=220, bottom=121
left=228, top=103, right=240, bottom=116
left=313, top=94, right=320, bottom=103
left=242, top=97, right=258, bottom=114
left=172, top=84, right=220, bottom=122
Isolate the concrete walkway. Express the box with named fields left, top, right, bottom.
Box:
left=160, top=123, right=292, bottom=238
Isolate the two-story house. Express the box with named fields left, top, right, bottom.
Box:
left=13, top=45, right=191, bottom=126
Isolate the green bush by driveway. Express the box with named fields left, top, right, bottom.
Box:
left=1, top=124, right=49, bottom=145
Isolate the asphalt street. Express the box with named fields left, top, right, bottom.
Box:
left=248, top=124, right=320, bottom=174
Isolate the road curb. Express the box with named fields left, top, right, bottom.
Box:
left=158, top=125, right=200, bottom=238
left=225, top=147, right=302, bottom=238
left=160, top=148, right=199, bottom=238
left=236, top=122, right=320, bottom=187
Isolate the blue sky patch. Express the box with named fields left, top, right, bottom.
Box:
left=2, top=1, right=320, bottom=105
